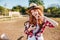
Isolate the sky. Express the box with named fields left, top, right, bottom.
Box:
left=0, top=0, right=60, bottom=9
left=43, top=0, right=60, bottom=8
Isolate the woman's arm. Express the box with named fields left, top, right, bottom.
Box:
left=24, top=21, right=33, bottom=35
left=24, top=21, right=29, bottom=34
left=44, top=16, right=58, bottom=28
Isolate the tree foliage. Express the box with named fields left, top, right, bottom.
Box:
left=29, top=0, right=44, bottom=5
left=20, top=7, right=27, bottom=15
left=0, top=6, right=4, bottom=15
left=12, top=5, right=22, bottom=12
left=12, top=5, right=27, bottom=15
left=0, top=6, right=9, bottom=16
left=44, top=7, right=60, bottom=17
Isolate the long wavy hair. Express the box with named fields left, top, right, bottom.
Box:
left=29, top=9, right=44, bottom=26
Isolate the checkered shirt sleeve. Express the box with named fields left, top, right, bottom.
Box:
left=40, top=20, right=55, bottom=33
left=24, top=21, right=33, bottom=36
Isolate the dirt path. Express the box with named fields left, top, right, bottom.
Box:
left=0, top=17, right=60, bottom=40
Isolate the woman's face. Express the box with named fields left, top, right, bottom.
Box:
left=30, top=9, right=40, bottom=19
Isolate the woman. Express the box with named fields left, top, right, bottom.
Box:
left=24, top=3, right=58, bottom=40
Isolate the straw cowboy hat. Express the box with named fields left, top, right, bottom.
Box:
left=26, top=3, right=43, bottom=14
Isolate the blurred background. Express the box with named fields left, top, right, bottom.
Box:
left=0, top=0, right=60, bottom=40
left=0, top=0, right=60, bottom=17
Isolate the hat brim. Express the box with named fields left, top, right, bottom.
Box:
left=26, top=6, right=43, bottom=14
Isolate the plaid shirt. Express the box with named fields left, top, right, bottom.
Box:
left=24, top=16, right=57, bottom=37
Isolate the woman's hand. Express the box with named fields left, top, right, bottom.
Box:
left=28, top=25, right=36, bottom=31
left=28, top=26, right=33, bottom=31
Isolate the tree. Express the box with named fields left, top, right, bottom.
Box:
left=29, top=0, right=44, bottom=5
left=0, top=6, right=9, bottom=16
left=12, top=5, right=27, bottom=15
left=12, top=5, right=22, bottom=12
left=0, top=6, right=5, bottom=15
left=20, top=7, right=27, bottom=15
left=46, top=7, right=60, bottom=17
left=47, top=9, right=51, bottom=13
left=48, top=7, right=58, bottom=14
